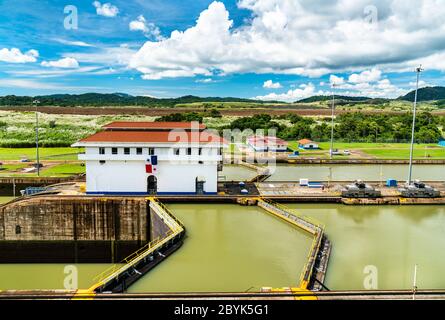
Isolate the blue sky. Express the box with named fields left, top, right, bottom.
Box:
left=0, top=0, right=444, bottom=101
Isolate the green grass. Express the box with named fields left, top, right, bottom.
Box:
left=0, top=147, right=83, bottom=160
left=0, top=162, right=85, bottom=177
left=40, top=163, right=85, bottom=177
left=288, top=141, right=445, bottom=159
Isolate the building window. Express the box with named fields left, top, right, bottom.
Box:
left=15, top=225, right=21, bottom=235
left=199, top=161, right=204, bottom=164
left=198, top=148, right=202, bottom=155
left=112, top=147, right=118, bottom=155
left=124, top=147, right=130, bottom=155
left=99, top=147, right=105, bottom=155
left=99, top=160, right=106, bottom=165
left=148, top=148, right=155, bottom=155
left=174, top=148, right=180, bottom=156
left=187, top=147, right=192, bottom=155
left=136, top=147, right=143, bottom=155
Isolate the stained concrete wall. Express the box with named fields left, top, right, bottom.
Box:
left=0, top=196, right=172, bottom=263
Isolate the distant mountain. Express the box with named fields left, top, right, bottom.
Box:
left=296, top=95, right=371, bottom=103
left=398, top=86, right=445, bottom=102
left=0, top=93, right=283, bottom=107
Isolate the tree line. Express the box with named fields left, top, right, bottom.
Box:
left=228, top=112, right=445, bottom=143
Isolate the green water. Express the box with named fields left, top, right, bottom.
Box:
left=220, top=165, right=257, bottom=181
left=0, top=264, right=109, bottom=290
left=287, top=204, right=445, bottom=290
left=0, top=202, right=444, bottom=291
left=0, top=204, right=312, bottom=292
left=0, top=196, right=14, bottom=204
left=221, top=164, right=445, bottom=182
left=267, top=164, right=445, bottom=182
left=128, top=204, right=312, bottom=292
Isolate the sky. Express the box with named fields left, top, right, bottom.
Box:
left=0, top=0, right=444, bottom=102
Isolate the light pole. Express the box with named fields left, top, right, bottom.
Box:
left=412, top=264, right=418, bottom=300
left=329, top=84, right=337, bottom=159
left=33, top=99, right=40, bottom=176
left=407, top=65, right=423, bottom=185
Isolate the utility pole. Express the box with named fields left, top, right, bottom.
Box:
left=33, top=99, right=40, bottom=176
left=407, top=65, right=423, bottom=185
left=330, top=84, right=337, bottom=159
left=412, top=264, right=418, bottom=300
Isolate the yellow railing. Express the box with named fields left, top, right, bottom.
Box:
left=299, top=231, right=323, bottom=289
left=256, top=197, right=325, bottom=290
left=259, top=198, right=325, bottom=232
left=88, top=197, right=184, bottom=292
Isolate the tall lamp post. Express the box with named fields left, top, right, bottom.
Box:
left=33, top=99, right=40, bottom=176
left=407, top=65, right=423, bottom=185
left=329, top=83, right=337, bottom=159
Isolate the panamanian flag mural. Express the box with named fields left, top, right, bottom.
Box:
left=145, top=155, right=158, bottom=174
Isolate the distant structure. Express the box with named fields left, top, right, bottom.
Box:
left=72, top=122, right=226, bottom=195
left=439, top=139, right=445, bottom=147
left=298, top=139, right=319, bottom=150
left=247, top=136, right=288, bottom=152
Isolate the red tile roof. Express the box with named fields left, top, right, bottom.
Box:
left=102, top=121, right=206, bottom=130
left=78, top=130, right=226, bottom=144
left=247, top=136, right=288, bottom=146
left=298, top=139, right=315, bottom=145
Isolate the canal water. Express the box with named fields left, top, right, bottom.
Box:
left=221, top=164, right=445, bottom=182
left=287, top=204, right=445, bottom=290
left=128, top=204, right=311, bottom=293
left=0, top=204, right=312, bottom=292
left=0, top=200, right=444, bottom=291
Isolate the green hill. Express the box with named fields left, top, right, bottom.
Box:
left=399, top=86, right=445, bottom=102
left=0, top=93, right=284, bottom=107
left=296, top=95, right=371, bottom=103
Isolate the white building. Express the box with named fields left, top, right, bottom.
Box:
left=247, top=136, right=288, bottom=152
left=298, top=139, right=319, bottom=150
left=72, top=122, right=226, bottom=195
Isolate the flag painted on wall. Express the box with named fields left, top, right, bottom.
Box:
left=145, top=158, right=158, bottom=174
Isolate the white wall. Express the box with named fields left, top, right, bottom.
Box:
left=86, top=160, right=218, bottom=194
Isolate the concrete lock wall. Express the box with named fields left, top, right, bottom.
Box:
left=0, top=197, right=172, bottom=263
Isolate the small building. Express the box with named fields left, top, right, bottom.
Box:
left=72, top=121, right=226, bottom=195
left=298, top=139, right=319, bottom=150
left=247, top=136, right=288, bottom=152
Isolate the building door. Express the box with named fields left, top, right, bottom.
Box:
left=195, top=178, right=205, bottom=195
left=147, top=175, right=157, bottom=195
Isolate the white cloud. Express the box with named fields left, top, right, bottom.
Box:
left=128, top=0, right=445, bottom=80
left=0, top=48, right=38, bottom=63
left=65, top=47, right=136, bottom=66
left=254, top=83, right=326, bottom=102
left=93, top=1, right=119, bottom=17
left=329, top=75, right=345, bottom=86
left=408, top=80, right=428, bottom=88
left=52, top=38, right=94, bottom=47
left=41, top=57, right=79, bottom=68
left=0, top=79, right=68, bottom=90
left=7, top=66, right=101, bottom=78
left=196, top=78, right=215, bottom=83
left=263, top=80, right=282, bottom=89
left=129, top=15, right=163, bottom=40
left=348, top=68, right=382, bottom=84
left=329, top=68, right=406, bottom=98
